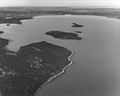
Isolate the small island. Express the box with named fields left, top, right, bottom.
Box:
left=0, top=41, right=73, bottom=96
left=74, top=31, right=82, bottom=33
left=72, top=23, right=84, bottom=27
left=45, top=31, right=82, bottom=40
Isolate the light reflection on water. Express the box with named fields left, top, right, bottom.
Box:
left=0, top=15, right=120, bottom=96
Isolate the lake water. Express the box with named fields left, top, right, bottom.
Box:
left=0, top=15, right=120, bottom=96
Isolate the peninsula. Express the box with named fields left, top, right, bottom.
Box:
left=0, top=41, right=72, bottom=96
left=45, top=31, right=82, bottom=40
left=0, top=17, right=33, bottom=26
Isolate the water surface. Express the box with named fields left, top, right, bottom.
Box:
left=0, top=15, right=120, bottom=96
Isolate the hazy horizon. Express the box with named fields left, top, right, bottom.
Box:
left=0, top=0, right=119, bottom=8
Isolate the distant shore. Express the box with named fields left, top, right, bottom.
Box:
left=0, top=7, right=120, bottom=21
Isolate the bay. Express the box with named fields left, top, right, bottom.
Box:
left=0, top=15, right=120, bottom=96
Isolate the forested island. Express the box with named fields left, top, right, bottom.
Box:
left=46, top=31, right=82, bottom=40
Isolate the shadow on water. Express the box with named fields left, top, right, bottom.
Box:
left=0, top=32, right=16, bottom=55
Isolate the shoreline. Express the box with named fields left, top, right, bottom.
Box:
left=34, top=50, right=74, bottom=96
left=33, top=14, right=120, bottom=20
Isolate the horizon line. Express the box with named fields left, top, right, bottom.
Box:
left=0, top=5, right=119, bottom=8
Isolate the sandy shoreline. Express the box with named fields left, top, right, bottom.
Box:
left=34, top=50, right=74, bottom=96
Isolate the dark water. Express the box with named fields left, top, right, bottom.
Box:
left=0, top=15, right=120, bottom=96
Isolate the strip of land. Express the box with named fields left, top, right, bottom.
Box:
left=0, top=7, right=120, bottom=19
left=0, top=41, right=73, bottom=96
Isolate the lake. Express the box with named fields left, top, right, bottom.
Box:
left=0, top=15, right=120, bottom=96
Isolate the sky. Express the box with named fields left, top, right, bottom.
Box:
left=0, top=0, right=120, bottom=8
